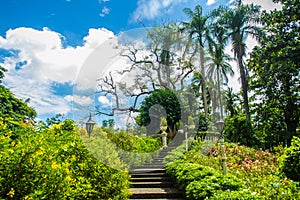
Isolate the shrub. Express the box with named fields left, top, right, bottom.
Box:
left=0, top=120, right=131, bottom=199
left=166, top=160, right=246, bottom=199
left=211, top=189, right=263, bottom=200
left=165, top=138, right=300, bottom=199
left=279, top=136, right=300, bottom=181
left=185, top=172, right=245, bottom=199
left=82, top=127, right=162, bottom=168
left=223, top=115, right=259, bottom=147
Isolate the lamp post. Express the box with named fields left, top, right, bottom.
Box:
left=216, top=120, right=227, bottom=174
left=86, top=113, right=96, bottom=138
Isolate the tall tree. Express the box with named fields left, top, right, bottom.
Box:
left=248, top=0, right=300, bottom=146
left=206, top=22, right=234, bottom=120
left=224, top=87, right=240, bottom=118
left=182, top=5, right=210, bottom=118
left=96, top=23, right=195, bottom=118
left=218, top=0, right=262, bottom=122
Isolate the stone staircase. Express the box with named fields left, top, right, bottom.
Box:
left=129, top=133, right=186, bottom=200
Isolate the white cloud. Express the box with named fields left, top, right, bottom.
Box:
left=99, top=6, right=111, bottom=17
left=131, top=0, right=187, bottom=21
left=243, top=0, right=282, bottom=11
left=65, top=95, right=93, bottom=106
left=98, top=96, right=110, bottom=105
left=0, top=27, right=115, bottom=117
left=98, top=0, right=110, bottom=3
left=206, top=0, right=216, bottom=6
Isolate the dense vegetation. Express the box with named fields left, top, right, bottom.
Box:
left=164, top=139, right=300, bottom=199
left=0, top=120, right=131, bottom=199
left=0, top=0, right=299, bottom=199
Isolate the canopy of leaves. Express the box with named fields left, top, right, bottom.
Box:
left=248, top=0, right=300, bottom=145
left=0, top=85, right=36, bottom=122
left=137, top=89, right=181, bottom=135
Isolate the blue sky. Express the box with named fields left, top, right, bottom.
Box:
left=0, top=0, right=281, bottom=124
left=0, top=0, right=216, bottom=46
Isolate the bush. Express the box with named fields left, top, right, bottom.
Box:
left=224, top=115, right=259, bottom=147
left=165, top=160, right=246, bottom=199
left=280, top=136, right=300, bottom=181
left=211, top=189, right=263, bottom=200
left=165, top=138, right=300, bottom=199
left=82, top=127, right=162, bottom=168
left=0, top=120, right=131, bottom=199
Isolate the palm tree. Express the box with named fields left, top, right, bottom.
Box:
left=206, top=22, right=234, bottom=120
left=182, top=5, right=210, bottom=118
left=224, top=87, right=240, bottom=117
left=217, top=0, right=261, bottom=122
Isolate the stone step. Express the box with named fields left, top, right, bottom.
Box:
left=131, top=177, right=171, bottom=182
left=130, top=181, right=173, bottom=188
left=130, top=188, right=184, bottom=199
left=130, top=168, right=166, bottom=174
left=131, top=173, right=168, bottom=178
left=138, top=164, right=165, bottom=168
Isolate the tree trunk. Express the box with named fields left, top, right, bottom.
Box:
left=284, top=80, right=299, bottom=146
left=216, top=65, right=224, bottom=120
left=237, top=48, right=250, bottom=122
left=200, top=46, right=208, bottom=118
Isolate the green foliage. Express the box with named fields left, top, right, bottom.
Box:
left=280, top=136, right=300, bottom=181
left=0, top=120, right=131, bottom=199
left=83, top=126, right=162, bottom=168
left=0, top=66, right=7, bottom=83
left=211, top=189, right=263, bottom=200
left=166, top=139, right=300, bottom=199
left=196, top=112, right=208, bottom=133
left=165, top=159, right=246, bottom=200
left=79, top=126, right=128, bottom=171
left=0, top=85, right=36, bottom=122
left=137, top=89, right=181, bottom=135
left=223, top=114, right=259, bottom=147
left=163, top=143, right=186, bottom=164
left=248, top=0, right=300, bottom=145
left=106, top=130, right=162, bottom=153
left=185, top=174, right=245, bottom=200
left=102, top=119, right=108, bottom=127
left=45, top=113, right=65, bottom=127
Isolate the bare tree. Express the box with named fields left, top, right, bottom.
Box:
left=95, top=24, right=199, bottom=121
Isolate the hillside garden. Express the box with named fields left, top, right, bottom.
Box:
left=0, top=0, right=299, bottom=199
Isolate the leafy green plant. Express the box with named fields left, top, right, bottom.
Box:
left=0, top=120, right=131, bottom=199
left=279, top=136, right=300, bottom=181
left=166, top=138, right=300, bottom=199
left=84, top=126, right=162, bottom=168
left=166, top=159, right=246, bottom=199
left=223, top=114, right=259, bottom=147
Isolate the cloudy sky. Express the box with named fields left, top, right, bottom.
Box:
left=0, top=0, right=281, bottom=123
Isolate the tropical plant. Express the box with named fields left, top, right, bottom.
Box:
left=206, top=21, right=234, bottom=120
left=182, top=5, right=210, bottom=118
left=280, top=136, right=300, bottom=181
left=248, top=0, right=300, bottom=145
left=216, top=0, right=262, bottom=122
